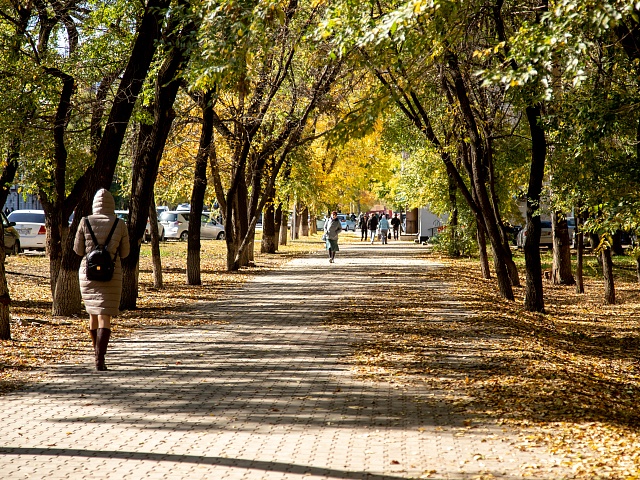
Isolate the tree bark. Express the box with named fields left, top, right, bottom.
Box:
left=575, top=214, right=584, bottom=293
left=53, top=0, right=172, bottom=316
left=148, top=196, right=163, bottom=289
left=261, top=188, right=277, bottom=253
left=187, top=91, right=214, bottom=285
left=301, top=205, right=309, bottom=236
left=0, top=141, right=20, bottom=338
left=448, top=174, right=460, bottom=256
left=523, top=104, right=546, bottom=312
left=290, top=203, right=298, bottom=240
left=121, top=9, right=197, bottom=308
left=476, top=220, right=491, bottom=279
left=602, top=247, right=616, bottom=304
left=274, top=203, right=283, bottom=250
left=551, top=211, right=575, bottom=285
left=446, top=51, right=513, bottom=300
left=40, top=66, right=74, bottom=298
left=0, top=227, right=10, bottom=340
left=279, top=207, right=288, bottom=246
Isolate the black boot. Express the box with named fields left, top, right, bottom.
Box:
left=95, top=328, right=111, bottom=371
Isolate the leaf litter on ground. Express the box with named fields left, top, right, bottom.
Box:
left=324, top=251, right=640, bottom=479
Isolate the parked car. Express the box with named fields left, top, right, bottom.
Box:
left=7, top=209, right=46, bottom=251
left=114, top=210, right=165, bottom=242
left=2, top=211, right=20, bottom=255
left=201, top=214, right=225, bottom=240
left=336, top=214, right=356, bottom=231
left=160, top=211, right=225, bottom=241
left=517, top=218, right=576, bottom=249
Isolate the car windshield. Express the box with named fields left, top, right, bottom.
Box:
left=8, top=212, right=45, bottom=223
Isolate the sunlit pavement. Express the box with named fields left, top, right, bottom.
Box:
left=0, top=242, right=570, bottom=479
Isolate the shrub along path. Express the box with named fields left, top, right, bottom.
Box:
left=0, top=242, right=579, bottom=478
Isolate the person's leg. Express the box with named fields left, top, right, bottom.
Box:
left=96, top=315, right=112, bottom=371
left=89, top=314, right=98, bottom=352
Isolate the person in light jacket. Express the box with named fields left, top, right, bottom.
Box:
left=74, top=188, right=130, bottom=371
left=324, top=211, right=343, bottom=263
left=379, top=214, right=390, bottom=244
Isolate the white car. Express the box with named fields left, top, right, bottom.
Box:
left=160, top=211, right=225, bottom=241
left=114, top=210, right=164, bottom=242
left=7, top=210, right=46, bottom=251
left=336, top=214, right=356, bottom=231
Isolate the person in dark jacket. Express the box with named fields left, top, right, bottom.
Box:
left=367, top=213, right=379, bottom=244
left=324, top=211, right=343, bottom=263
left=391, top=213, right=402, bottom=240
left=359, top=213, right=368, bottom=241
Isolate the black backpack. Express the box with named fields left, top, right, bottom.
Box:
left=84, top=217, right=119, bottom=282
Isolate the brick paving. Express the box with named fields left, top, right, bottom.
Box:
left=0, top=242, right=571, bottom=479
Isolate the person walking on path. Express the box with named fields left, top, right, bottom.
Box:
left=378, top=214, right=390, bottom=245
left=391, top=213, right=402, bottom=240
left=359, top=213, right=368, bottom=241
left=323, top=210, right=343, bottom=263
left=74, top=188, right=130, bottom=371
left=367, top=213, right=379, bottom=244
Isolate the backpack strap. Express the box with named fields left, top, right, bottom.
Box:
left=84, top=217, right=119, bottom=248
left=104, top=217, right=119, bottom=248
left=84, top=217, right=99, bottom=246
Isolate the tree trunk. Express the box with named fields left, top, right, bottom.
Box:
left=149, top=197, right=163, bottom=289
left=301, top=205, right=309, bottom=236
left=52, top=258, right=82, bottom=315
left=476, top=220, right=491, bottom=279
left=448, top=173, right=460, bottom=256
left=602, top=247, right=616, bottom=304
left=274, top=203, right=282, bottom=250
left=551, top=211, right=575, bottom=285
left=123, top=13, right=199, bottom=307
left=52, top=0, right=172, bottom=316
left=236, top=176, right=251, bottom=266
left=635, top=256, right=640, bottom=284
left=0, top=144, right=18, bottom=338
left=611, top=231, right=625, bottom=255
left=261, top=199, right=277, bottom=253
left=187, top=92, right=214, bottom=285
left=279, top=207, right=288, bottom=246
left=0, top=227, right=10, bottom=340
left=446, top=51, right=513, bottom=300
left=575, top=214, right=584, bottom=293
left=523, top=104, right=546, bottom=312
left=290, top=203, right=298, bottom=240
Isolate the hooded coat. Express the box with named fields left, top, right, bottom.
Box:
left=74, top=189, right=130, bottom=315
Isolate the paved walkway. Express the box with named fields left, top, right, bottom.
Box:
left=0, top=242, right=570, bottom=479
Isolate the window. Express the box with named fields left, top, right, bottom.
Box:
left=8, top=212, right=46, bottom=223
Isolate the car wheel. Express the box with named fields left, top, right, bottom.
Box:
left=12, top=241, right=20, bottom=256
left=180, top=231, right=188, bottom=241
left=217, top=232, right=225, bottom=240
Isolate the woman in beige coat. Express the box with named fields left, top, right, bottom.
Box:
left=74, top=188, right=130, bottom=371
